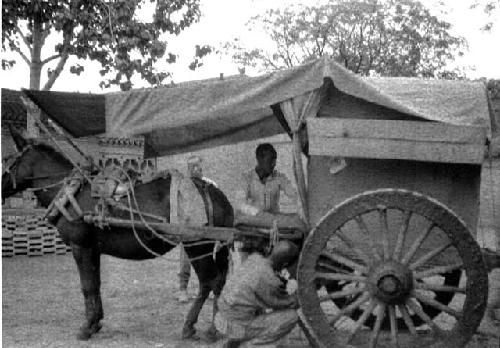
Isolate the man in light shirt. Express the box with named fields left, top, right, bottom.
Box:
left=236, top=143, right=298, bottom=262
left=241, top=143, right=297, bottom=215
left=177, top=155, right=218, bottom=303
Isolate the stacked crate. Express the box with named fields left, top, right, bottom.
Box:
left=25, top=216, right=43, bottom=256
left=13, top=226, right=28, bottom=256
left=2, top=213, right=71, bottom=257
left=41, top=222, right=56, bottom=254
left=2, top=220, right=16, bottom=257
left=55, top=234, right=68, bottom=255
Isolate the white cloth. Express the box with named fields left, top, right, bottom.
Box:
left=168, top=169, right=207, bottom=225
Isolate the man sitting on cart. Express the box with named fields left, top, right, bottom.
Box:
left=216, top=240, right=300, bottom=348
left=236, top=143, right=298, bottom=261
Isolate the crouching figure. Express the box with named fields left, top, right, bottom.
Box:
left=215, top=240, right=300, bottom=348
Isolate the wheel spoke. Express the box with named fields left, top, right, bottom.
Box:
left=318, top=261, right=351, bottom=274
left=328, top=291, right=371, bottom=325
left=406, top=298, right=442, bottom=333
left=388, top=305, right=399, bottom=347
left=398, top=304, right=417, bottom=335
left=414, top=262, right=463, bottom=280
left=347, top=299, right=377, bottom=343
left=321, top=250, right=368, bottom=274
left=319, top=286, right=366, bottom=302
left=393, top=210, right=412, bottom=261
left=412, top=290, right=462, bottom=319
left=337, top=229, right=373, bottom=266
left=414, top=282, right=465, bottom=294
left=354, top=215, right=382, bottom=260
left=316, top=272, right=366, bottom=282
left=369, top=303, right=386, bottom=348
left=409, top=242, right=452, bottom=271
left=401, top=223, right=436, bottom=265
left=378, top=207, right=391, bottom=260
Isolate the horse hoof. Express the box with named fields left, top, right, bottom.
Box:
left=205, top=328, right=222, bottom=343
left=76, top=322, right=102, bottom=340
left=76, top=329, right=92, bottom=341
left=181, top=327, right=197, bottom=340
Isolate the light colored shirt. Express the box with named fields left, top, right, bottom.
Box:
left=218, top=253, right=297, bottom=323
left=243, top=169, right=297, bottom=214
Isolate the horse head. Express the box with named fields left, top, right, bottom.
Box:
left=2, top=127, right=72, bottom=199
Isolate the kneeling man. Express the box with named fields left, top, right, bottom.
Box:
left=216, top=240, right=300, bottom=347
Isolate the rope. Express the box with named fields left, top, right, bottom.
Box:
left=267, top=220, right=280, bottom=254
left=126, top=189, right=164, bottom=258
left=26, top=177, right=66, bottom=192
left=184, top=240, right=231, bottom=263
left=94, top=166, right=229, bottom=260
left=99, top=169, right=176, bottom=246
left=119, top=168, right=178, bottom=247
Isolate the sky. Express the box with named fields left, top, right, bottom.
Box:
left=1, top=0, right=499, bottom=93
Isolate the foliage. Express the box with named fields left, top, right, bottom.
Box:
left=2, top=0, right=202, bottom=90
left=223, top=0, right=467, bottom=78
left=470, top=0, right=499, bottom=31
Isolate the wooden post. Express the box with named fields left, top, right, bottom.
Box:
left=25, top=99, right=40, bottom=138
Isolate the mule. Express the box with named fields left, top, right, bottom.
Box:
left=2, top=129, right=233, bottom=341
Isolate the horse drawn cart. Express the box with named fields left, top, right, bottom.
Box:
left=19, top=57, right=499, bottom=347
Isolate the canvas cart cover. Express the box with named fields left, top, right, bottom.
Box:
left=22, top=57, right=497, bottom=158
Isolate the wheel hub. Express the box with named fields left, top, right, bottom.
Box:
left=368, top=261, right=413, bottom=304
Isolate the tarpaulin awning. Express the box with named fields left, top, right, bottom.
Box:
left=21, top=57, right=497, bottom=158
left=22, top=89, right=105, bottom=137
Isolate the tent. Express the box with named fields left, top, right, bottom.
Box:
left=22, top=57, right=498, bottom=224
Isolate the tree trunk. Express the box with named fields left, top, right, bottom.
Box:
left=30, top=10, right=43, bottom=90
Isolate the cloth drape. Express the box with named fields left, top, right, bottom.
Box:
left=279, top=89, right=322, bottom=226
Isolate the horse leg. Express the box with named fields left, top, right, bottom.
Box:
left=206, top=267, right=227, bottom=341
left=181, top=283, right=211, bottom=339
left=72, top=243, right=103, bottom=340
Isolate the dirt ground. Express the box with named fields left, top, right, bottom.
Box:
left=2, top=248, right=499, bottom=348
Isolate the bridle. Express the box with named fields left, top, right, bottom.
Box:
left=2, top=147, right=30, bottom=190
left=2, top=145, right=69, bottom=191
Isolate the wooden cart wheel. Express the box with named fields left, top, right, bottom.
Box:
left=298, top=189, right=488, bottom=348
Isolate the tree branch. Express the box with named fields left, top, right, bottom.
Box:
left=41, top=23, right=52, bottom=46
left=15, top=25, right=32, bottom=53
left=42, top=30, right=72, bottom=90
left=6, top=36, right=31, bottom=65
left=41, top=54, right=61, bottom=65
left=263, top=54, right=281, bottom=70
left=42, top=52, right=69, bottom=90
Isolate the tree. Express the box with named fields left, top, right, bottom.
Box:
left=2, top=0, right=204, bottom=90
left=223, top=0, right=467, bottom=78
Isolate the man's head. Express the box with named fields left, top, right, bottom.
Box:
left=268, top=240, right=299, bottom=271
left=187, top=155, right=203, bottom=178
left=255, top=143, right=277, bottom=177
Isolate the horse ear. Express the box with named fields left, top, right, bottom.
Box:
left=9, top=126, right=29, bottom=152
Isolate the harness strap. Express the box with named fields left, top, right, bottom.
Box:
left=44, top=171, right=85, bottom=222
left=202, top=183, right=214, bottom=227
left=55, top=201, right=75, bottom=221
left=67, top=192, right=83, bottom=217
